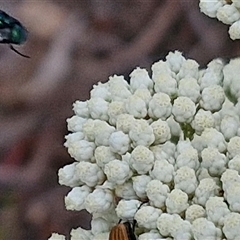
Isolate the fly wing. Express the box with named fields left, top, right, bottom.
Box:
left=0, top=28, right=11, bottom=43
left=0, top=10, right=22, bottom=27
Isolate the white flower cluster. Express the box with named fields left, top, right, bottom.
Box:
left=199, top=0, right=240, bottom=40
left=49, top=51, right=240, bottom=240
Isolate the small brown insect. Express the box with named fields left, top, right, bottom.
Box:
left=109, top=220, right=137, bottom=240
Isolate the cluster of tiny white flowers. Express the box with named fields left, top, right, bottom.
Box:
left=199, top=0, right=240, bottom=40
left=49, top=51, right=240, bottom=240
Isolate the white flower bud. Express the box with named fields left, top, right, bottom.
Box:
left=64, top=132, right=85, bottom=148
left=94, top=146, right=117, bottom=169
left=108, top=101, right=126, bottom=126
left=229, top=19, right=240, bottom=40
left=73, top=100, right=89, bottom=118
left=166, top=189, right=189, bottom=214
left=130, top=67, right=153, bottom=93
left=193, top=178, right=220, bottom=206
left=133, top=88, right=152, bottom=105
left=217, top=4, right=240, bottom=25
left=175, top=146, right=199, bottom=170
left=174, top=166, right=198, bottom=195
left=125, top=95, right=147, bottom=118
left=151, top=119, right=171, bottom=144
left=88, top=97, right=109, bottom=121
left=192, top=128, right=227, bottom=153
left=92, top=208, right=118, bottom=224
left=108, top=75, right=129, bottom=88
left=115, top=181, right=137, bottom=199
left=200, top=85, right=225, bottom=111
left=149, top=159, right=174, bottom=184
left=130, top=145, right=154, bottom=174
left=132, top=175, right=152, bottom=198
left=82, top=119, right=95, bottom=141
left=93, top=232, right=109, bottom=240
left=220, top=115, right=239, bottom=140
left=223, top=58, right=240, bottom=98
left=153, top=73, right=177, bottom=97
left=115, top=199, right=141, bottom=220
left=67, top=140, right=95, bottom=162
left=148, top=92, right=172, bottom=120
left=104, top=159, right=132, bottom=185
left=177, top=59, right=199, bottom=80
left=65, top=186, right=91, bottom=211
left=199, top=58, right=224, bottom=90
left=116, top=114, right=135, bottom=134
left=48, top=233, right=66, bottom=240
left=166, top=115, right=182, bottom=136
left=58, top=162, right=82, bottom=187
left=90, top=82, right=111, bottom=101
left=129, top=119, right=155, bottom=147
left=223, top=212, right=240, bottom=240
left=168, top=215, right=192, bottom=240
left=185, top=204, right=206, bottom=223
left=191, top=109, right=215, bottom=134
left=151, top=141, right=176, bottom=161
left=178, top=77, right=200, bottom=103
left=157, top=213, right=174, bottom=236
left=85, top=188, right=114, bottom=213
left=224, top=182, right=240, bottom=212
left=67, top=116, right=87, bottom=132
left=228, top=155, right=240, bottom=173
left=76, top=162, right=105, bottom=187
left=199, top=0, right=224, bottom=18
left=138, top=230, right=164, bottom=240
left=192, top=218, right=222, bottom=240
left=175, top=139, right=192, bottom=153
left=152, top=60, right=175, bottom=80
left=172, top=96, right=196, bottom=123
left=227, top=136, right=240, bottom=158
left=108, top=75, right=132, bottom=101
left=206, top=197, right=230, bottom=227
left=233, top=0, right=240, bottom=8
left=94, top=120, right=115, bottom=146
left=146, top=179, right=170, bottom=208
left=165, top=50, right=186, bottom=73
left=70, top=227, right=93, bottom=240
left=91, top=217, right=111, bottom=235
left=201, top=147, right=227, bottom=176
left=221, top=169, right=240, bottom=192
left=135, top=206, right=162, bottom=229
left=109, top=131, right=130, bottom=155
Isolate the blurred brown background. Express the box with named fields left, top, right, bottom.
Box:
left=0, top=0, right=239, bottom=239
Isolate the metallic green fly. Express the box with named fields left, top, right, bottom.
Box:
left=0, top=10, right=29, bottom=58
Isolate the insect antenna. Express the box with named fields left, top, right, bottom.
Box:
left=9, top=44, right=30, bottom=58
